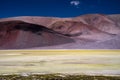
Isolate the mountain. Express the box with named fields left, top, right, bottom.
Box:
left=0, top=20, right=74, bottom=49
left=0, top=14, right=120, bottom=49
left=73, top=14, right=120, bottom=34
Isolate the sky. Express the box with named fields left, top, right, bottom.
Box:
left=0, top=0, right=120, bottom=18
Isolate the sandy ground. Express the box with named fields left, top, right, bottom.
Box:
left=0, top=50, right=120, bottom=76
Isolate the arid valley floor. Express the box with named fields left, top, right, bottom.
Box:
left=0, top=50, right=120, bottom=76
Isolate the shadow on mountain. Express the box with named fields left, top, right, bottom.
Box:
left=0, top=20, right=74, bottom=49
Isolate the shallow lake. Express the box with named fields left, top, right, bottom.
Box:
left=0, top=50, right=120, bottom=75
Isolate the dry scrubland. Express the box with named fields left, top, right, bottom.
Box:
left=0, top=74, right=120, bottom=80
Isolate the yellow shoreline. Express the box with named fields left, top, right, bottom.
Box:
left=0, top=49, right=120, bottom=55
left=0, top=49, right=120, bottom=51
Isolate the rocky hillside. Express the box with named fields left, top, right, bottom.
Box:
left=0, top=21, right=73, bottom=49
left=0, top=14, right=120, bottom=49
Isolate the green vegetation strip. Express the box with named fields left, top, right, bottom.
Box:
left=0, top=74, right=120, bottom=80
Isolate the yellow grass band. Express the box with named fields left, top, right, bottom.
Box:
left=0, top=49, right=120, bottom=55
